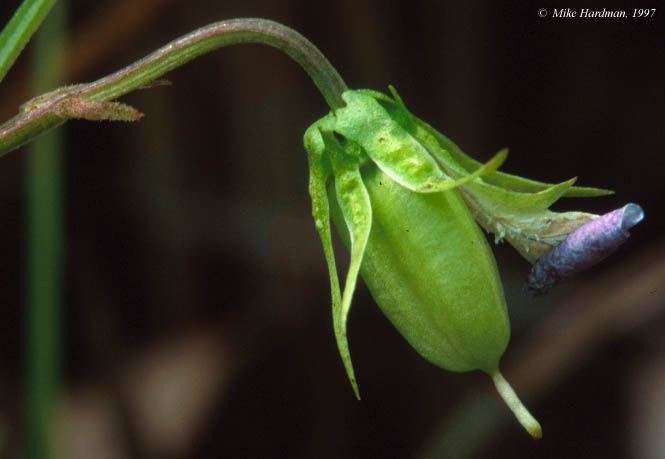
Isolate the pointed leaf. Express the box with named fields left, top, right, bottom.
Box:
left=333, top=90, right=452, bottom=193
left=463, top=177, right=578, bottom=214
left=321, top=130, right=372, bottom=399
left=423, top=148, right=508, bottom=192
left=376, top=86, right=613, bottom=198
left=418, top=118, right=612, bottom=197
left=304, top=125, right=353, bottom=395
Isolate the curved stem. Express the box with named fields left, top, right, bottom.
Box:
left=84, top=18, right=348, bottom=108
left=0, top=18, right=348, bottom=156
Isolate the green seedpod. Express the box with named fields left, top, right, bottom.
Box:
left=330, top=165, right=510, bottom=374
left=304, top=87, right=613, bottom=439
left=325, top=155, right=542, bottom=439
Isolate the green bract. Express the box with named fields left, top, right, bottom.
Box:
left=305, top=87, right=611, bottom=438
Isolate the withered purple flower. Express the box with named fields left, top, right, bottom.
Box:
left=526, top=203, right=644, bottom=295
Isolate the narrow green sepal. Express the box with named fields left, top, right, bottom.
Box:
left=463, top=176, right=578, bottom=215
left=333, top=90, right=452, bottom=193
left=373, top=86, right=613, bottom=198
left=304, top=125, right=360, bottom=397
left=320, top=130, right=373, bottom=399
left=559, top=185, right=614, bottom=198
left=426, top=147, right=508, bottom=192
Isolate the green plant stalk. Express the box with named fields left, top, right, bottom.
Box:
left=0, top=0, right=56, bottom=84
left=25, top=2, right=66, bottom=458
left=0, top=18, right=348, bottom=156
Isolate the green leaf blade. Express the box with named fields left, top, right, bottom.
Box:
left=0, top=0, right=56, bottom=84
left=334, top=90, right=451, bottom=193
left=320, top=130, right=373, bottom=400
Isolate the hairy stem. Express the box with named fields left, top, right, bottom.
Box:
left=0, top=18, right=348, bottom=156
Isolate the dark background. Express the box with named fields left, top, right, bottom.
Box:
left=0, top=1, right=663, bottom=458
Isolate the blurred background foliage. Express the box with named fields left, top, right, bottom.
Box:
left=0, top=1, right=663, bottom=458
